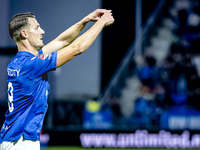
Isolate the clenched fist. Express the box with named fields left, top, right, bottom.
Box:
left=100, top=10, right=114, bottom=27
left=86, top=9, right=114, bottom=26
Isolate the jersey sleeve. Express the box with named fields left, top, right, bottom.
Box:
left=24, top=50, right=57, bottom=78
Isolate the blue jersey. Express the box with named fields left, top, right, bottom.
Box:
left=0, top=50, right=57, bottom=142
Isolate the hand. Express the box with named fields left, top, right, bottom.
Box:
left=87, top=9, right=110, bottom=22
left=100, top=10, right=114, bottom=27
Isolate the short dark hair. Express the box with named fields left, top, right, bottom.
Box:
left=9, top=12, right=35, bottom=42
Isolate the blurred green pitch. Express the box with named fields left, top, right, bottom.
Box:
left=42, top=147, right=200, bottom=150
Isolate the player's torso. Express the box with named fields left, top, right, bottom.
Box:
left=7, top=53, right=49, bottom=116
left=1, top=52, right=49, bottom=140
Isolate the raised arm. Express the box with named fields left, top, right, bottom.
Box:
left=56, top=10, right=114, bottom=68
left=42, top=9, right=108, bottom=54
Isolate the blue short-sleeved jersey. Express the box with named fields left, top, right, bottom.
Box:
left=0, top=50, right=57, bottom=142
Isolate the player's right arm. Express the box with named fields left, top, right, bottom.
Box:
left=56, top=10, right=114, bottom=68
left=42, top=9, right=109, bottom=54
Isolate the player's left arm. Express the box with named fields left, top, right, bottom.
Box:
left=42, top=9, right=108, bottom=54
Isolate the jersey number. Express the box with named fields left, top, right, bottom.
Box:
left=8, top=82, right=14, bottom=113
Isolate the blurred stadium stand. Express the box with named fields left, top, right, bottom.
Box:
left=98, top=0, right=200, bottom=133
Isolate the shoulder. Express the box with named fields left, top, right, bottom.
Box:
left=8, top=52, right=37, bottom=71
left=8, top=54, right=26, bottom=68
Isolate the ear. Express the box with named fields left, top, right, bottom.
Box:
left=20, top=30, right=28, bottom=39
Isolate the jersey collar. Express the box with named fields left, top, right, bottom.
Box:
left=17, top=49, right=42, bottom=57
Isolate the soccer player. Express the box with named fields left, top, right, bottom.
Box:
left=0, top=9, right=114, bottom=150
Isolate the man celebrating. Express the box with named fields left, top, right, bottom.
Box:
left=0, top=9, right=114, bottom=150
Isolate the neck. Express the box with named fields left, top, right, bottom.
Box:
left=16, top=40, right=39, bottom=56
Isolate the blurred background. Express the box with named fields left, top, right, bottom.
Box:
left=1, top=0, right=200, bottom=148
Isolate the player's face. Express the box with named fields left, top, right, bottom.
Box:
left=26, top=18, right=45, bottom=51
